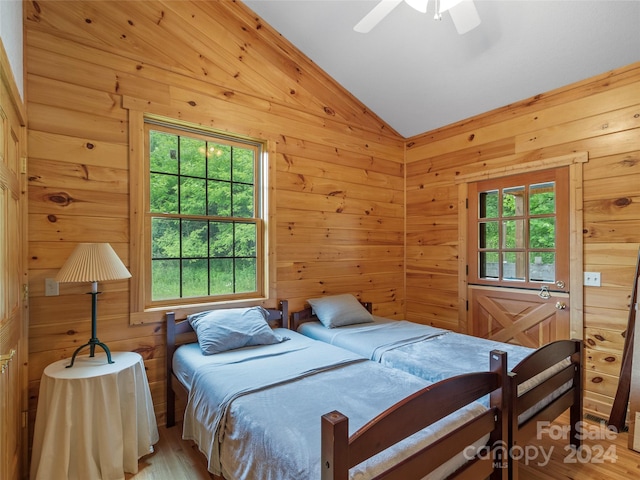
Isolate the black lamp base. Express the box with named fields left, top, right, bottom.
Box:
left=66, top=338, right=114, bottom=368
left=66, top=288, right=114, bottom=368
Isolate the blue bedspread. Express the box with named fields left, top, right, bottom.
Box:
left=180, top=330, right=489, bottom=480
left=380, top=330, right=533, bottom=382
left=183, top=339, right=365, bottom=476
left=310, top=320, right=448, bottom=361
left=299, top=317, right=533, bottom=380
left=298, top=318, right=570, bottom=417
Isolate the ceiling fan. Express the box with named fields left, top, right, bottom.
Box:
left=354, top=0, right=481, bottom=35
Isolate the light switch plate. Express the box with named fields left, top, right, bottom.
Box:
left=584, top=272, right=601, bottom=287
left=45, top=278, right=59, bottom=296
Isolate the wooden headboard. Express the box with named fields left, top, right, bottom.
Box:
left=165, top=300, right=289, bottom=427
left=290, top=300, right=372, bottom=331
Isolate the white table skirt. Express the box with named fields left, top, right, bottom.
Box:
left=30, top=352, right=159, bottom=480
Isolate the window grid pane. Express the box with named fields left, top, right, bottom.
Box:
left=147, top=123, right=262, bottom=303
left=151, top=218, right=259, bottom=301
left=477, top=180, right=557, bottom=284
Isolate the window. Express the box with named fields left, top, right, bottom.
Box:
left=143, top=119, right=266, bottom=307
left=468, top=168, right=569, bottom=290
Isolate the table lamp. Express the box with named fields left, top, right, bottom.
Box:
left=55, top=243, right=132, bottom=367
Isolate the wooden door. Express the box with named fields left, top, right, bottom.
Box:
left=1, top=55, right=28, bottom=479
left=467, top=168, right=571, bottom=348
left=469, top=286, right=569, bottom=348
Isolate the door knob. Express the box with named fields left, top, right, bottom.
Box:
left=555, top=301, right=566, bottom=310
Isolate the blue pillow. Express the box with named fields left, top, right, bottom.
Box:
left=188, top=306, right=286, bottom=355
left=307, top=294, right=374, bottom=328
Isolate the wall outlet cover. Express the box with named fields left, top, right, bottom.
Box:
left=45, top=278, right=59, bottom=296
left=584, top=272, right=601, bottom=287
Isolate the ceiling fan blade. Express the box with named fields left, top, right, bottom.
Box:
left=447, top=0, right=481, bottom=35
left=354, top=0, right=403, bottom=33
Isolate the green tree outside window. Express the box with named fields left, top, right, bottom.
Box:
left=147, top=123, right=262, bottom=302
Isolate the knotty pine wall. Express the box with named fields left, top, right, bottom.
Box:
left=23, top=0, right=640, bottom=430
left=24, top=0, right=404, bottom=427
left=405, top=62, right=640, bottom=419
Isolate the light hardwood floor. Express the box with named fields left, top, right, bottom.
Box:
left=127, top=422, right=214, bottom=479
left=129, top=415, right=640, bottom=479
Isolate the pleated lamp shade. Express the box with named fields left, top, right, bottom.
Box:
left=56, top=243, right=131, bottom=283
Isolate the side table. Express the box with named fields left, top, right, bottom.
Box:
left=30, top=352, right=159, bottom=480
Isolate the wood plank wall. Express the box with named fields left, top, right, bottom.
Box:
left=405, top=63, right=640, bottom=419
left=23, top=0, right=640, bottom=433
left=23, top=0, right=405, bottom=429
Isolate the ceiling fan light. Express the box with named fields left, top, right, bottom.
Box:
left=405, top=0, right=429, bottom=13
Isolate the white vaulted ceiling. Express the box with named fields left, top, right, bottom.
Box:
left=243, top=0, right=640, bottom=138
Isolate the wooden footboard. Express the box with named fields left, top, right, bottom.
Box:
left=509, top=339, right=583, bottom=480
left=321, top=350, right=509, bottom=480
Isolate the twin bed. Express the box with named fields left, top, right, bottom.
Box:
left=292, top=294, right=583, bottom=479
left=166, top=301, right=508, bottom=480
left=165, top=296, right=582, bottom=480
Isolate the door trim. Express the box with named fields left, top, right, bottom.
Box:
left=457, top=152, right=588, bottom=339
left=1, top=38, right=28, bottom=479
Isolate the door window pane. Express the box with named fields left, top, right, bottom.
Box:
left=479, top=221, right=499, bottom=249
left=530, top=182, right=555, bottom=215
left=503, top=252, right=526, bottom=281
left=480, top=251, right=500, bottom=279
left=502, top=219, right=525, bottom=249
left=470, top=170, right=566, bottom=287
left=502, top=186, right=525, bottom=217
left=479, top=190, right=499, bottom=218
left=530, top=252, right=555, bottom=282
left=529, top=218, right=556, bottom=249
